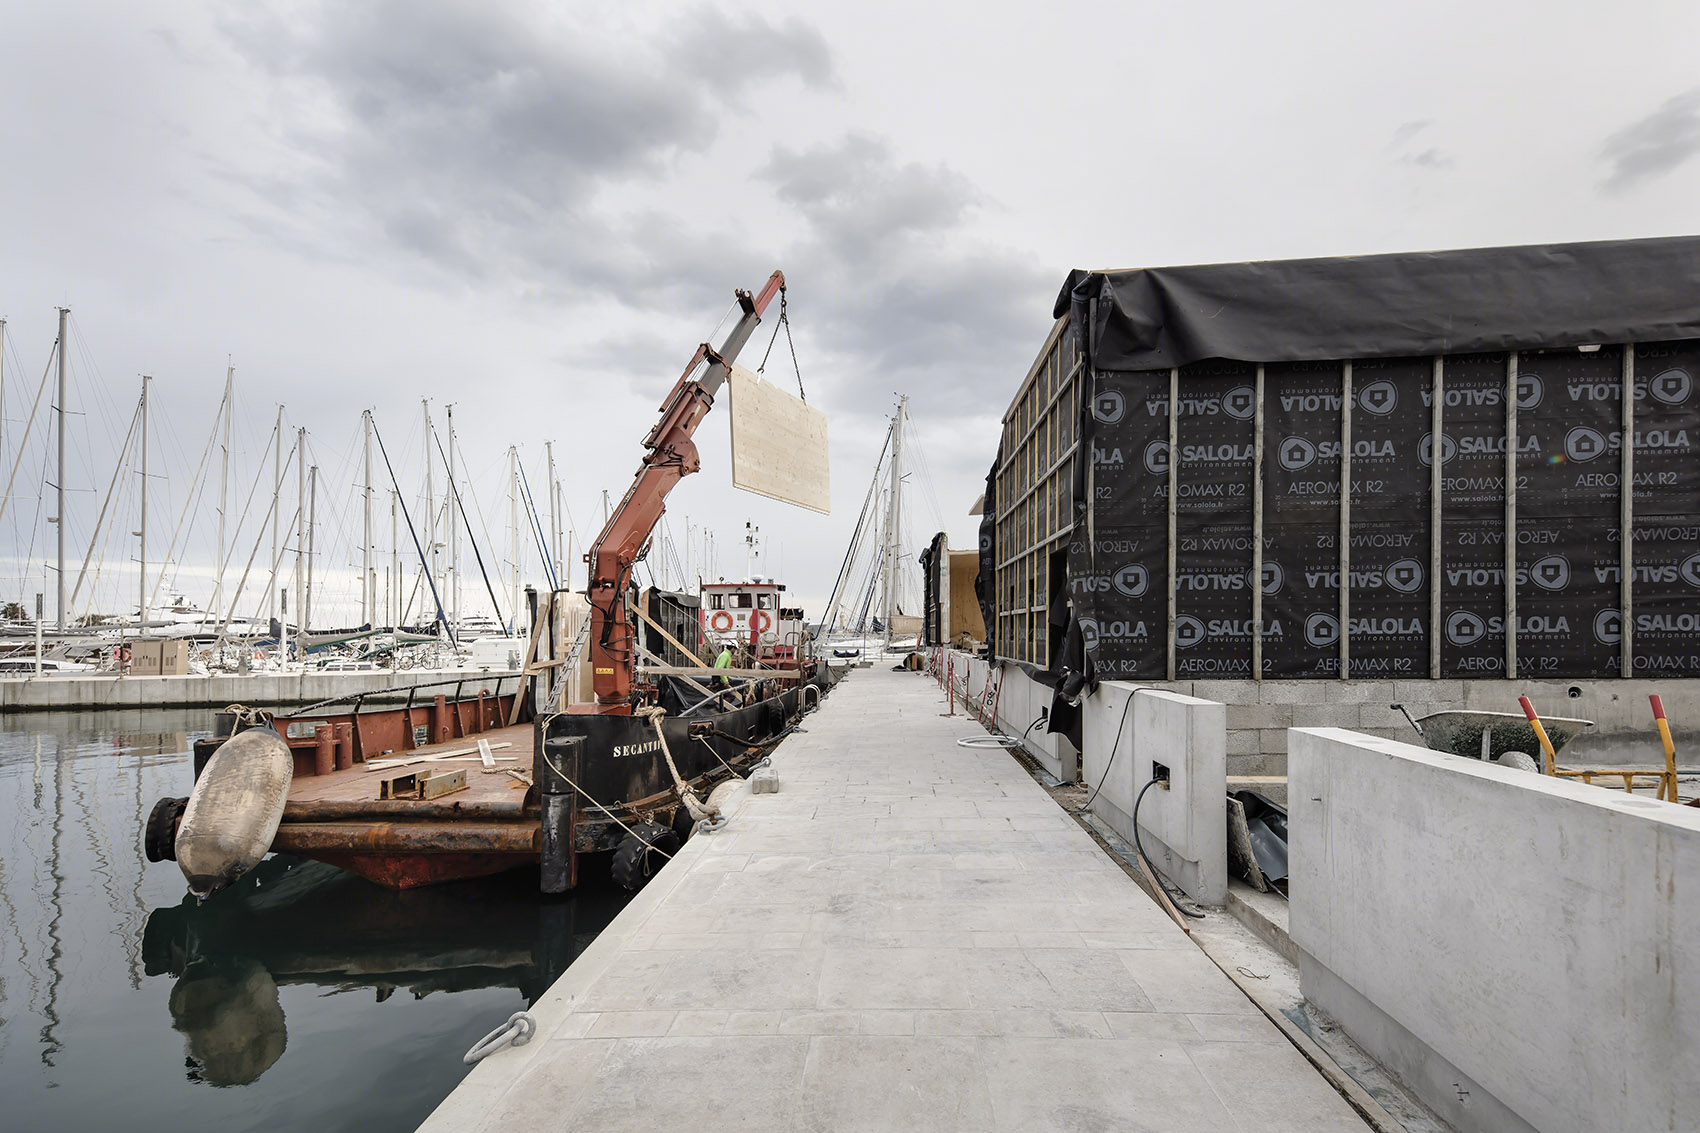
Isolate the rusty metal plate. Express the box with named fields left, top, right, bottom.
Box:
left=727, top=364, right=830, bottom=514
left=419, top=768, right=468, bottom=799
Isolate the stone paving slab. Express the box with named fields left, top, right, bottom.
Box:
left=420, top=665, right=1366, bottom=1132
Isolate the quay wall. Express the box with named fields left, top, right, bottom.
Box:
left=1081, top=681, right=1226, bottom=904
left=0, top=667, right=527, bottom=713
left=1290, top=726, right=1700, bottom=1133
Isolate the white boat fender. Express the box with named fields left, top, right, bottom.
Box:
left=175, top=727, right=294, bottom=902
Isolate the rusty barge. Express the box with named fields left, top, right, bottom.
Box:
left=143, top=269, right=841, bottom=896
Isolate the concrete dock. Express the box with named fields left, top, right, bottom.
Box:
left=421, top=665, right=1368, bottom=1131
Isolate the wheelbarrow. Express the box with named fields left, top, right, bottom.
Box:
left=1391, top=702, right=1593, bottom=773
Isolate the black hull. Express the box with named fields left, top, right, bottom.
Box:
left=539, top=669, right=834, bottom=850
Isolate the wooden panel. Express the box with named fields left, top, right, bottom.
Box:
left=727, top=364, right=831, bottom=514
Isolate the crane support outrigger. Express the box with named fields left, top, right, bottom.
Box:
left=584, top=270, right=786, bottom=712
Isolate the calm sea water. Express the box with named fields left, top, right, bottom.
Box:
left=0, top=707, right=627, bottom=1133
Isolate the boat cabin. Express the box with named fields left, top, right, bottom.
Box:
left=699, top=580, right=806, bottom=662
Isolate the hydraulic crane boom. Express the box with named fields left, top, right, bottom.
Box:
left=584, top=270, right=786, bottom=712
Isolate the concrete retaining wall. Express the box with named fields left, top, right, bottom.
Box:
left=1081, top=682, right=1226, bottom=904
left=0, top=668, right=527, bottom=712
left=1290, top=726, right=1700, bottom=1133
left=1125, top=677, right=1700, bottom=791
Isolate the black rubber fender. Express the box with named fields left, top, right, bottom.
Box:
left=670, top=805, right=697, bottom=847
left=610, top=820, right=680, bottom=891
left=144, top=796, right=189, bottom=862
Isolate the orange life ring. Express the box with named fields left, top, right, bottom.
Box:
left=749, top=610, right=770, bottom=634
left=710, top=610, right=734, bottom=632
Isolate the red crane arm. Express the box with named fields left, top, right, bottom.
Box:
left=584, top=271, right=785, bottom=712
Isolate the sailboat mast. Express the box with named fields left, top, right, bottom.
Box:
left=271, top=405, right=283, bottom=632
left=447, top=404, right=459, bottom=629
left=546, top=440, right=558, bottom=589
left=362, top=409, right=373, bottom=627
left=214, top=364, right=232, bottom=620
left=421, top=399, right=436, bottom=625
left=510, top=446, right=521, bottom=634
left=880, top=395, right=907, bottom=643
left=306, top=462, right=317, bottom=633
left=294, top=426, right=305, bottom=651
left=55, top=307, right=67, bottom=630
left=390, top=489, right=399, bottom=631
left=138, top=375, right=150, bottom=629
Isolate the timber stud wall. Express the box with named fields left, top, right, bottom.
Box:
left=994, top=317, right=1082, bottom=666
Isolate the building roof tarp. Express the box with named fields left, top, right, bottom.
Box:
left=1056, top=234, right=1700, bottom=371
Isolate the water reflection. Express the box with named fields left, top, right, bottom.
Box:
left=1, top=708, right=630, bottom=1131
left=142, top=856, right=625, bottom=1086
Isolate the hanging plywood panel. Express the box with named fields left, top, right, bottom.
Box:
left=727, top=364, right=830, bottom=514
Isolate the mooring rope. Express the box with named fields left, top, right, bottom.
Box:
left=539, top=745, right=673, bottom=860
left=463, top=1011, right=537, bottom=1064
left=636, top=705, right=717, bottom=824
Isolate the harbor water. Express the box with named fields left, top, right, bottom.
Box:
left=0, top=707, right=627, bottom=1132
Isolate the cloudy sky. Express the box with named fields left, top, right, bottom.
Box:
left=3, top=0, right=1697, bottom=627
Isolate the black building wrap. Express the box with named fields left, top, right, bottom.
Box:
left=1051, top=236, right=1700, bottom=681
left=976, top=448, right=999, bottom=659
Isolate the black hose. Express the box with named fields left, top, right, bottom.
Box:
left=1132, top=777, right=1205, bottom=918
left=1084, top=692, right=1135, bottom=808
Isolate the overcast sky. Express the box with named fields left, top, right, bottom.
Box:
left=3, top=0, right=1698, bottom=627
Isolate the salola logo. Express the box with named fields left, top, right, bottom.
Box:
left=1516, top=373, right=1544, bottom=410
left=1358, top=380, right=1398, bottom=415
left=1418, top=432, right=1457, bottom=467
left=1114, top=563, right=1149, bottom=598
left=1305, top=612, right=1340, bottom=648
left=1093, top=389, right=1126, bottom=424
left=1261, top=560, right=1285, bottom=595
left=1094, top=446, right=1126, bottom=468
left=1651, top=367, right=1693, bottom=405
left=1529, top=554, right=1570, bottom=591
left=1681, top=553, right=1700, bottom=588
left=1446, top=610, right=1487, bottom=646
left=1223, top=386, right=1257, bottom=419
left=1385, top=559, right=1424, bottom=592
left=1080, top=617, right=1100, bottom=653
left=1594, top=608, right=1622, bottom=646
left=1279, top=436, right=1317, bottom=471
left=1564, top=426, right=1607, bottom=463
left=1144, top=440, right=1170, bottom=475
left=1174, top=615, right=1205, bottom=649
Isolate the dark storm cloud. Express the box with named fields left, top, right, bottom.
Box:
left=1389, top=121, right=1452, bottom=170
left=220, top=1, right=829, bottom=292
left=757, top=135, right=1053, bottom=431
left=220, top=4, right=1048, bottom=460
left=1389, top=120, right=1431, bottom=147
left=1600, top=87, right=1700, bottom=193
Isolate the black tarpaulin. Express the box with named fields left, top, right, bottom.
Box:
left=1057, top=235, right=1700, bottom=371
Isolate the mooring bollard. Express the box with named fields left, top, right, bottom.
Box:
left=539, top=735, right=581, bottom=894
left=313, top=724, right=334, bottom=777
left=333, top=722, right=354, bottom=771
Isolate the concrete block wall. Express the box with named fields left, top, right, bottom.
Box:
left=1081, top=682, right=1226, bottom=904
left=1289, top=727, right=1700, bottom=1133
left=1134, top=677, right=1700, bottom=793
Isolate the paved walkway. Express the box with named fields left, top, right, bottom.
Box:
left=421, top=665, right=1366, bottom=1132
